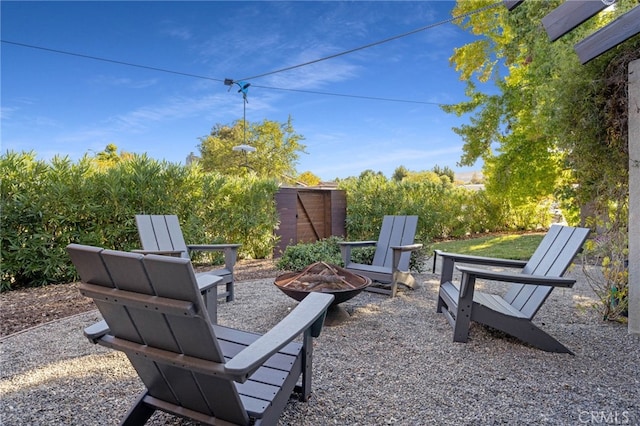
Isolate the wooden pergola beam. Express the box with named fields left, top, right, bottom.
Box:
left=503, top=0, right=525, bottom=11
left=629, top=59, right=640, bottom=335
left=541, top=0, right=609, bottom=42
left=574, top=6, right=640, bottom=64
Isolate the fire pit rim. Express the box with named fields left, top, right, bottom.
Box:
left=274, top=263, right=371, bottom=306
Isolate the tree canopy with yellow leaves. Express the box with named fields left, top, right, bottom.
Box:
left=198, top=116, right=306, bottom=181
left=443, top=0, right=638, bottom=222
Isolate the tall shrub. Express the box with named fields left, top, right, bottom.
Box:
left=1, top=152, right=99, bottom=288
left=1, top=151, right=280, bottom=290
left=200, top=174, right=279, bottom=259
left=338, top=173, right=546, bottom=244
left=338, top=173, right=404, bottom=239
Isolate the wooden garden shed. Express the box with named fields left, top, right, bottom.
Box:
left=274, top=187, right=346, bottom=257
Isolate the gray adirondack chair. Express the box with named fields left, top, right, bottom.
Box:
left=339, top=215, right=423, bottom=297
left=435, top=224, right=590, bottom=354
left=135, top=214, right=240, bottom=310
left=67, top=244, right=334, bottom=426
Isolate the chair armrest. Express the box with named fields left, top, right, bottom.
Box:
left=196, top=274, right=224, bottom=292
left=84, top=320, right=110, bottom=344
left=434, top=250, right=528, bottom=268
left=132, top=249, right=184, bottom=257
left=187, top=243, right=241, bottom=252
left=223, top=292, right=334, bottom=381
left=390, top=244, right=423, bottom=274
left=456, top=265, right=576, bottom=288
left=338, top=241, right=377, bottom=248
left=390, top=243, right=423, bottom=252
left=187, top=244, right=241, bottom=271
left=435, top=249, right=528, bottom=283
left=339, top=241, right=377, bottom=265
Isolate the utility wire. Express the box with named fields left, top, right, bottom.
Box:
left=0, top=40, right=225, bottom=83
left=1, top=1, right=501, bottom=106
left=236, top=1, right=503, bottom=82
left=250, top=84, right=443, bottom=105
left=0, top=39, right=444, bottom=105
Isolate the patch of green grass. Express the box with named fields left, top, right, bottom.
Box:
left=432, top=232, right=545, bottom=260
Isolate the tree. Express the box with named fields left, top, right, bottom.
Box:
left=390, top=165, right=453, bottom=185
left=443, top=0, right=637, bottom=217
left=431, top=164, right=455, bottom=183
left=93, top=143, right=133, bottom=169
left=96, top=143, right=119, bottom=162
left=470, top=172, right=484, bottom=184
left=392, top=166, right=409, bottom=182
left=359, top=169, right=386, bottom=179
left=297, top=171, right=322, bottom=187
left=402, top=170, right=443, bottom=185
left=198, top=116, right=306, bottom=180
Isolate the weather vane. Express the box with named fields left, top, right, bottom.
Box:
left=225, top=79, right=255, bottom=167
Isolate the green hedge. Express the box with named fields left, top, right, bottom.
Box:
left=2, top=151, right=547, bottom=291
left=1, top=152, right=278, bottom=290
left=337, top=174, right=547, bottom=244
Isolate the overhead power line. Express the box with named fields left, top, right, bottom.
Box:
left=0, top=40, right=225, bottom=83
left=1, top=39, right=443, bottom=105
left=250, top=84, right=443, bottom=105
left=236, top=1, right=503, bottom=82
left=1, top=1, right=502, bottom=105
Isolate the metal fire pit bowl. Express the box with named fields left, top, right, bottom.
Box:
left=274, top=262, right=371, bottom=307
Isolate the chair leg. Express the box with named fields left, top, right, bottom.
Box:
left=440, top=256, right=455, bottom=285
left=388, top=270, right=416, bottom=298
left=390, top=278, right=398, bottom=298
left=514, top=323, right=574, bottom=354
left=225, top=281, right=234, bottom=302
left=394, top=271, right=416, bottom=289
left=391, top=284, right=398, bottom=298
left=482, top=315, right=573, bottom=354
left=436, top=295, right=445, bottom=313
left=121, top=392, right=156, bottom=426
left=299, top=330, right=313, bottom=401
left=473, top=305, right=574, bottom=354
left=452, top=274, right=474, bottom=343
left=452, top=308, right=472, bottom=343
left=202, top=289, right=217, bottom=322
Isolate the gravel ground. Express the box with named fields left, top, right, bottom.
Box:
left=1, top=265, right=639, bottom=425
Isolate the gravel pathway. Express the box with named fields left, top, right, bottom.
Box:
left=1, top=266, right=638, bottom=425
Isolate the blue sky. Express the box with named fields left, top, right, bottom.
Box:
left=1, top=1, right=487, bottom=180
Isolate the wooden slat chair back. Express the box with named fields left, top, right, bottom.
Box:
left=436, top=225, right=590, bottom=353
left=135, top=214, right=240, bottom=305
left=506, top=225, right=590, bottom=318
left=372, top=215, right=418, bottom=271
left=340, top=215, right=422, bottom=297
left=136, top=214, right=189, bottom=257
left=67, top=244, right=333, bottom=425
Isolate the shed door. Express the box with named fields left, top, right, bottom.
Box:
left=296, top=190, right=330, bottom=243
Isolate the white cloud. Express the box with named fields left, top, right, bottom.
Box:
left=259, top=43, right=362, bottom=91
left=166, top=27, right=192, bottom=41
left=106, top=93, right=227, bottom=131
left=0, top=106, right=18, bottom=121
left=159, top=18, right=193, bottom=41
left=92, top=75, right=159, bottom=89
left=100, top=87, right=281, bottom=133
